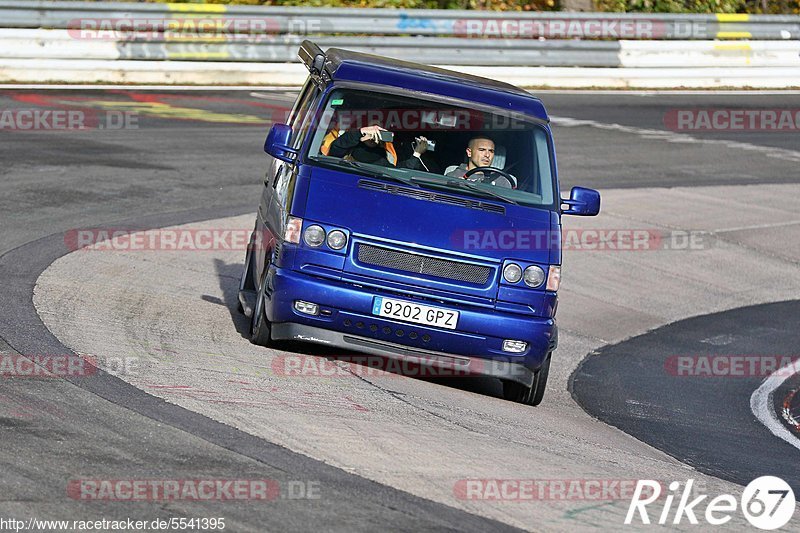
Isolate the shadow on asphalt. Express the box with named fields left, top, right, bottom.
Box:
left=205, top=257, right=506, bottom=401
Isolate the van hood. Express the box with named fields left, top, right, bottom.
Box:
left=301, top=166, right=555, bottom=264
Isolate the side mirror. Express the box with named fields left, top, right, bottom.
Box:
left=264, top=123, right=297, bottom=164
left=561, top=187, right=600, bottom=216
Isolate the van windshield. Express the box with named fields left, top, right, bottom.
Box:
left=305, top=88, right=556, bottom=209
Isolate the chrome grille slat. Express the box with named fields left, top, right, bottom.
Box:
left=358, top=180, right=505, bottom=215
left=357, top=244, right=491, bottom=285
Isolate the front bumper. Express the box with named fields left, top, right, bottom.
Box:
left=271, top=323, right=536, bottom=386
left=264, top=267, right=557, bottom=386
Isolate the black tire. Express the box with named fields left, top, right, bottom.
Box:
left=238, top=228, right=258, bottom=315
left=502, top=380, right=532, bottom=404
left=528, top=354, right=551, bottom=406
left=237, top=248, right=251, bottom=315
left=249, top=267, right=272, bottom=347
left=502, top=353, right=551, bottom=406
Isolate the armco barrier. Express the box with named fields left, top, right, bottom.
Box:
left=0, top=29, right=622, bottom=67
left=4, top=29, right=798, bottom=68
left=1, top=1, right=798, bottom=40
left=0, top=1, right=799, bottom=87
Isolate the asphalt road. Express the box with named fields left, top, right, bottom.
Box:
left=2, top=88, right=799, bottom=530
left=571, top=300, right=800, bottom=495
left=2, top=89, right=521, bottom=530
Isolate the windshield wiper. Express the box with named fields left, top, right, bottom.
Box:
left=410, top=176, right=518, bottom=205
left=312, top=157, right=419, bottom=188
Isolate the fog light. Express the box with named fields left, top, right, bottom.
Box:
left=327, top=230, right=347, bottom=250
left=294, top=300, right=319, bottom=316
left=503, top=263, right=522, bottom=283
left=303, top=225, right=325, bottom=247
left=502, top=340, right=527, bottom=353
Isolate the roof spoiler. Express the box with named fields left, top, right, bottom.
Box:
left=299, top=40, right=331, bottom=82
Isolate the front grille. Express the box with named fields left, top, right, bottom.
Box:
left=357, top=244, right=492, bottom=285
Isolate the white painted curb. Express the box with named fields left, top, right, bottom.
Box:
left=2, top=59, right=800, bottom=88
left=751, top=361, right=800, bottom=452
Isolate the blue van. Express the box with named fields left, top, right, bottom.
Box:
left=239, top=41, right=600, bottom=405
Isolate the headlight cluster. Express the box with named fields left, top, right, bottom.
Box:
left=327, top=230, right=347, bottom=250
left=503, top=263, right=522, bottom=284
left=523, top=265, right=545, bottom=287
left=303, top=224, right=347, bottom=250
left=502, top=263, right=550, bottom=289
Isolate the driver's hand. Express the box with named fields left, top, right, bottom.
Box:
left=360, top=125, right=385, bottom=143
left=413, top=136, right=428, bottom=156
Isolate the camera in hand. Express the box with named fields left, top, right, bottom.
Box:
left=415, top=137, right=435, bottom=152
left=378, top=130, right=394, bottom=142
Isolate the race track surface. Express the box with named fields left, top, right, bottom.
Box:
left=1, top=88, right=799, bottom=531
left=572, top=300, right=800, bottom=494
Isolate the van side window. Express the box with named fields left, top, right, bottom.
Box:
left=286, top=79, right=313, bottom=129
left=289, top=80, right=319, bottom=149
left=274, top=83, right=321, bottom=197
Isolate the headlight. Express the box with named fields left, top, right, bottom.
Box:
left=326, top=230, right=347, bottom=250
left=523, top=265, right=546, bottom=288
left=503, top=263, right=522, bottom=283
left=303, top=225, right=325, bottom=247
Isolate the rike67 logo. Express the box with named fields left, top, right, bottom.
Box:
left=626, top=476, right=796, bottom=529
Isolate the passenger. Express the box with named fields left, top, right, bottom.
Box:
left=445, top=136, right=495, bottom=178
left=325, top=125, right=429, bottom=170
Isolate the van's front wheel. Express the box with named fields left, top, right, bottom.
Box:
left=249, top=268, right=273, bottom=347
left=238, top=224, right=259, bottom=315
left=502, top=354, right=551, bottom=406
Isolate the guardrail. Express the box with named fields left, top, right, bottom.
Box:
left=2, top=1, right=799, bottom=40
left=1, top=1, right=799, bottom=87
left=4, top=29, right=798, bottom=68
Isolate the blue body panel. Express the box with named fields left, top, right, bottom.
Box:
left=248, top=49, right=593, bottom=379
left=262, top=158, right=560, bottom=372
left=331, top=62, right=549, bottom=122
left=263, top=265, right=555, bottom=371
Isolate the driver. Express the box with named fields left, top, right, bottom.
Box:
left=446, top=136, right=514, bottom=188
left=446, top=136, right=494, bottom=178
left=445, top=137, right=494, bottom=178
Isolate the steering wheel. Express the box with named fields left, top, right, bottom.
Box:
left=463, top=166, right=516, bottom=189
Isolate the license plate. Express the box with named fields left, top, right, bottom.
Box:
left=372, top=296, right=459, bottom=330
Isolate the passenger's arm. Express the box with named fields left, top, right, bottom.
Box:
left=327, top=129, right=363, bottom=157
left=399, top=155, right=425, bottom=171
